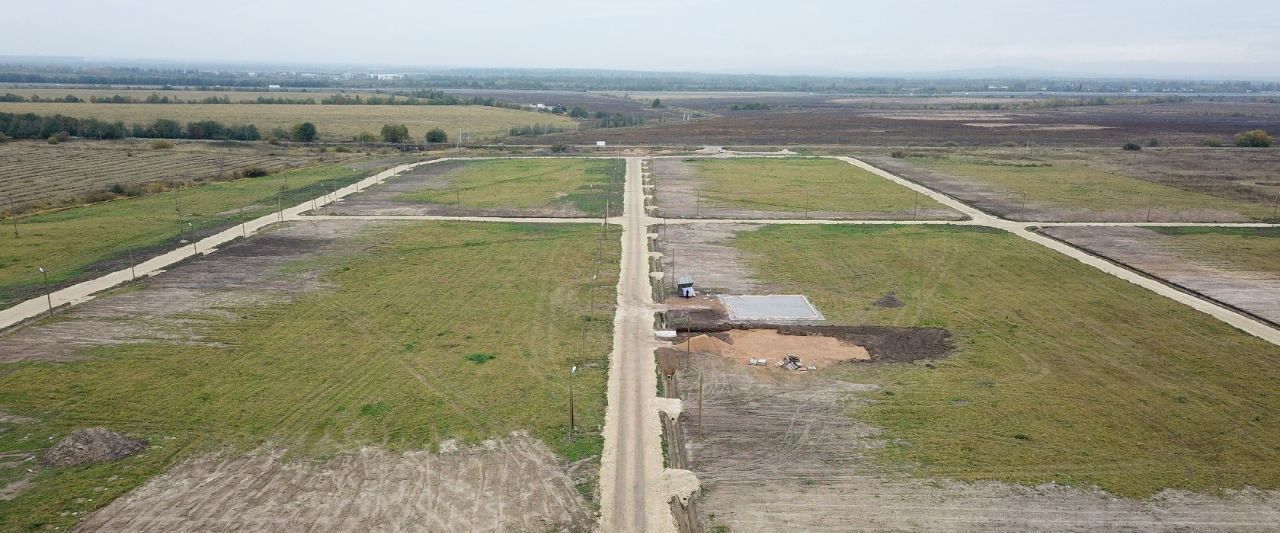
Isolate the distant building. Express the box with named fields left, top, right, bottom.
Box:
left=369, top=73, right=404, bottom=81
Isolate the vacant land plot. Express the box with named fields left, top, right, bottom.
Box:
left=652, top=158, right=959, bottom=219
left=0, top=165, right=367, bottom=309
left=332, top=158, right=623, bottom=217
left=1043, top=226, right=1280, bottom=325
left=0, top=220, right=617, bottom=531
left=870, top=150, right=1277, bottom=221
left=0, top=139, right=362, bottom=211
left=662, top=223, right=1280, bottom=530
left=0, top=101, right=576, bottom=141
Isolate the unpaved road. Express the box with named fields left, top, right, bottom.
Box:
left=599, top=157, right=675, bottom=532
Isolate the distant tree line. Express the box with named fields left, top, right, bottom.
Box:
left=0, top=112, right=260, bottom=141
left=508, top=124, right=569, bottom=136
left=728, top=102, right=773, bottom=110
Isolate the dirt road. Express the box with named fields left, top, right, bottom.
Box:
left=599, top=158, right=693, bottom=532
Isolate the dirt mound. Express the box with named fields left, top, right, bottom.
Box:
left=874, top=292, right=905, bottom=308
left=776, top=325, right=952, bottom=363
left=39, top=428, right=147, bottom=467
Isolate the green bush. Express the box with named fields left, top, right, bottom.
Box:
left=425, top=127, right=448, bottom=144
left=149, top=140, right=174, bottom=150
left=1235, top=129, right=1273, bottom=147
left=1201, top=137, right=1223, bottom=147
left=1123, top=142, right=1142, bottom=151
left=291, top=122, right=318, bottom=143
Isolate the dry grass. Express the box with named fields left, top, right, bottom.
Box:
left=0, top=101, right=577, bottom=141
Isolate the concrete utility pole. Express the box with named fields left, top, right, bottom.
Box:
left=128, top=248, right=136, bottom=280
left=38, top=267, right=51, bottom=317
left=568, top=365, right=577, bottom=440
left=8, top=196, right=16, bottom=238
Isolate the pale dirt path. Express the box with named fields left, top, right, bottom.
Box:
left=598, top=158, right=697, bottom=533
left=0, top=158, right=450, bottom=331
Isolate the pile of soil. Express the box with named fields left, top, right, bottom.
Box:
left=776, top=325, right=953, bottom=363
left=39, top=428, right=147, bottom=467
left=874, top=292, right=906, bottom=308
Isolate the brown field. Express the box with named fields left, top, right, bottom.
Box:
left=0, top=101, right=577, bottom=141
left=0, top=139, right=367, bottom=211
left=544, top=98, right=1280, bottom=147
left=866, top=147, right=1280, bottom=222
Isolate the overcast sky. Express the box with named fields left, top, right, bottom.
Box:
left=6, top=0, right=1279, bottom=79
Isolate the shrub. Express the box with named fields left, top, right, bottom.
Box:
left=290, top=122, right=317, bottom=142
left=149, top=140, right=174, bottom=150
left=334, top=145, right=352, bottom=153
left=0, top=132, right=8, bottom=143
left=1122, top=142, right=1142, bottom=151
left=890, top=149, right=907, bottom=158
left=47, top=131, right=69, bottom=144
left=380, top=124, right=410, bottom=143
left=1001, top=141, right=1020, bottom=147
left=1147, top=138, right=1159, bottom=147
left=1202, top=137, right=1224, bottom=147
left=466, top=353, right=496, bottom=364
left=425, top=127, right=448, bottom=144
left=266, top=137, right=282, bottom=146
left=239, top=166, right=270, bottom=178
left=550, top=144, right=570, bottom=153
left=1235, top=129, right=1273, bottom=148
left=354, top=131, right=378, bottom=143
left=942, top=141, right=959, bottom=148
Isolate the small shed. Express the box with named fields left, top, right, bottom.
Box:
left=677, top=276, right=695, bottom=298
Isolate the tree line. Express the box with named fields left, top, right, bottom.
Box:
left=0, top=112, right=260, bottom=141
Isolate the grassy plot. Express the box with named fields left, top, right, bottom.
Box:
left=1146, top=226, right=1280, bottom=274
left=0, top=221, right=618, bottom=530
left=690, top=158, right=943, bottom=215
left=398, top=158, right=624, bottom=216
left=0, top=165, right=365, bottom=308
left=732, top=224, right=1280, bottom=497
left=908, top=155, right=1275, bottom=220
left=0, top=102, right=576, bottom=141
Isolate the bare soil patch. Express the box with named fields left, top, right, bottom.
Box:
left=75, top=433, right=594, bottom=532
left=678, top=353, right=1280, bottom=532
left=40, top=428, right=146, bottom=467
left=0, top=220, right=382, bottom=362
left=674, top=329, right=870, bottom=368
left=657, top=223, right=766, bottom=297
left=1042, top=226, right=1280, bottom=325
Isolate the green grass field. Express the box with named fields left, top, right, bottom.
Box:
left=0, top=221, right=618, bottom=530
left=399, top=158, right=624, bottom=216
left=731, top=224, right=1280, bottom=497
left=0, top=165, right=368, bottom=308
left=1147, top=226, right=1280, bottom=274
left=0, top=101, right=577, bottom=141
left=909, top=156, right=1275, bottom=219
left=690, top=158, right=945, bottom=215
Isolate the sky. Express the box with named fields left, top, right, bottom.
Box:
left=5, top=0, right=1279, bottom=79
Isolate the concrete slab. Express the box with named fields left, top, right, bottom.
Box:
left=718, top=295, right=825, bottom=322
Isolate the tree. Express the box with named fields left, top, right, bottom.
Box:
left=1235, top=129, right=1273, bottom=148
left=381, top=124, right=410, bottom=143
left=291, top=122, right=317, bottom=142
left=651, top=98, right=662, bottom=108
left=354, top=131, right=378, bottom=143
left=425, top=127, right=448, bottom=144
left=568, top=106, right=589, bottom=118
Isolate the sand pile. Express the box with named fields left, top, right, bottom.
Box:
left=40, top=428, right=147, bottom=467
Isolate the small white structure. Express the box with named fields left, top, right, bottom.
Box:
left=596, top=140, right=607, bottom=147
left=677, top=276, right=695, bottom=298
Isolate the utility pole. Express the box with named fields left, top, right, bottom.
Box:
left=189, top=223, right=197, bottom=254
left=913, top=191, right=920, bottom=220
left=1274, top=192, right=1279, bottom=219
left=39, top=267, right=52, bottom=317
left=8, top=196, right=16, bottom=238
left=128, top=248, right=136, bottom=280
left=568, top=366, right=577, bottom=440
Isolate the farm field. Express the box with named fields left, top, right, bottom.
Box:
left=656, top=223, right=1280, bottom=530
left=333, top=158, right=624, bottom=217
left=1042, top=226, right=1280, bottom=324
left=0, top=220, right=618, bottom=531
left=0, top=101, right=576, bottom=141
left=869, top=149, right=1279, bottom=222
left=652, top=157, right=960, bottom=219
left=0, top=165, right=369, bottom=309
left=0, top=139, right=365, bottom=211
